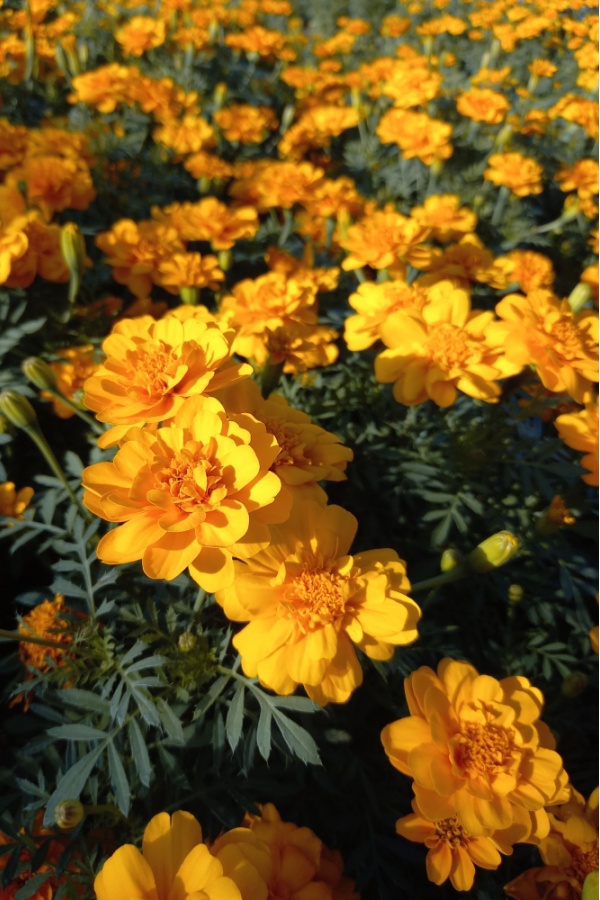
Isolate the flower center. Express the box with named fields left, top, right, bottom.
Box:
left=263, top=418, right=309, bottom=468
left=152, top=444, right=228, bottom=513
left=425, top=322, right=473, bottom=369
left=281, top=560, right=348, bottom=631
left=548, top=317, right=584, bottom=359
left=433, top=816, right=470, bottom=848
left=452, top=720, right=517, bottom=776
left=128, top=343, right=176, bottom=400
left=567, top=843, right=599, bottom=889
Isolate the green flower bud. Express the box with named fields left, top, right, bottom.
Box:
left=0, top=390, right=39, bottom=431
left=178, top=632, right=198, bottom=652
left=179, top=286, right=200, bottom=305
left=22, top=357, right=58, bottom=393
left=440, top=548, right=465, bottom=573
left=508, top=584, right=524, bottom=603
left=560, top=671, right=588, bottom=698
left=568, top=282, right=592, bottom=314
left=583, top=871, right=599, bottom=900
left=54, top=799, right=85, bottom=830
left=466, top=531, right=519, bottom=574
left=60, top=223, right=86, bottom=280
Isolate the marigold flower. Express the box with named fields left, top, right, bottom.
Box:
left=456, top=88, right=511, bottom=124
left=0, top=227, right=29, bottom=285
left=16, top=596, right=78, bottom=710
left=495, top=290, right=598, bottom=403
left=0, top=812, right=75, bottom=898
left=214, top=103, right=278, bottom=144
left=411, top=195, right=477, bottom=244
left=115, top=15, right=166, bottom=57
left=377, top=109, right=454, bottom=166
left=9, top=154, right=96, bottom=220
left=555, top=159, right=599, bottom=204
left=183, top=151, right=233, bottom=181
left=278, top=105, right=359, bottom=160
left=153, top=114, right=215, bottom=156
left=152, top=198, right=259, bottom=250
left=84, top=314, right=251, bottom=447
left=340, top=209, right=432, bottom=271
left=344, top=278, right=432, bottom=351
left=154, top=252, right=225, bottom=293
left=82, top=396, right=286, bottom=592
left=374, top=288, right=520, bottom=407
left=555, top=399, right=599, bottom=486
left=215, top=499, right=420, bottom=705
left=417, top=234, right=497, bottom=286
left=95, top=810, right=242, bottom=900
left=0, top=481, right=34, bottom=519
left=484, top=153, right=544, bottom=197
left=229, top=160, right=325, bottom=211
left=381, top=658, right=570, bottom=839
left=41, top=344, right=99, bottom=419
left=95, top=219, right=185, bottom=298
left=381, top=62, right=442, bottom=108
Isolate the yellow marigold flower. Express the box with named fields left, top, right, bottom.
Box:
left=0, top=481, right=34, bottom=519
left=95, top=810, right=242, bottom=900
left=183, top=151, right=233, bottom=181
left=395, top=798, right=515, bottom=892
left=377, top=109, right=453, bottom=166
left=456, top=88, right=511, bottom=124
left=84, top=314, right=251, bottom=447
left=95, top=219, right=185, bottom=298
left=261, top=322, right=339, bottom=374
left=153, top=114, right=215, bottom=156
left=381, top=61, right=442, bottom=108
left=555, top=400, right=599, bottom=486
left=155, top=252, right=225, bottom=293
left=231, top=160, right=326, bottom=211
left=340, top=209, right=432, bottom=271
left=503, top=250, right=555, bottom=293
left=152, top=198, right=259, bottom=250
left=381, top=658, right=570, bottom=839
left=549, top=95, right=598, bottom=140
left=344, top=277, right=433, bottom=351
left=215, top=499, right=420, bottom=705
left=68, top=64, right=136, bottom=113
left=374, top=288, right=520, bottom=407
left=484, top=153, right=544, bottom=197
left=411, top=195, right=477, bottom=244
left=495, top=290, right=598, bottom=403
left=115, top=15, right=166, bottom=57
left=417, top=234, right=498, bottom=286
left=265, top=246, right=340, bottom=294
left=82, top=396, right=286, bottom=592
left=555, top=159, right=599, bottom=203
left=471, top=66, right=512, bottom=86
left=505, top=787, right=599, bottom=900
left=0, top=227, right=29, bottom=285
left=8, top=155, right=95, bottom=221
left=214, top=103, right=278, bottom=144
left=278, top=105, right=360, bottom=160
left=225, top=25, right=296, bottom=61
left=528, top=60, right=558, bottom=79
left=380, top=15, right=411, bottom=37
left=41, top=344, right=99, bottom=419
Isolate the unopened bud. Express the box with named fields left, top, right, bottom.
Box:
left=179, top=286, right=200, bottom=306
left=280, top=104, right=296, bottom=133
left=508, top=583, right=524, bottom=603
left=22, top=357, right=58, bottom=393
left=495, top=124, right=513, bottom=149
left=178, top=632, right=197, bottom=652
left=466, top=531, right=519, bottom=573
left=60, top=223, right=86, bottom=280
left=217, top=249, right=232, bottom=272
left=583, top=871, right=599, bottom=900
left=560, top=671, right=588, bottom=698
left=54, top=799, right=85, bottom=830
left=536, top=496, right=576, bottom=536
left=213, top=82, right=227, bottom=109
left=568, top=282, right=592, bottom=313
left=0, top=390, right=39, bottom=431
left=440, top=548, right=465, bottom=573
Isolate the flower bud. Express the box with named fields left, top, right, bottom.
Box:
left=280, top=104, right=296, bottom=133
left=179, top=286, right=200, bottom=306
left=508, top=583, right=524, bottom=603
left=568, top=282, right=592, bottom=314
left=583, top=872, right=599, bottom=900
left=466, top=531, right=519, bottom=573
left=178, top=632, right=197, bottom=652
left=494, top=124, right=513, bottom=149
left=440, top=548, right=465, bottom=573
left=22, top=357, right=58, bottom=393
left=560, top=671, right=588, bottom=698
left=0, top=390, right=39, bottom=431
left=217, top=249, right=232, bottom=272
left=60, top=223, right=86, bottom=280
left=213, top=81, right=227, bottom=109
left=536, top=496, right=575, bottom=536
left=54, top=799, right=85, bottom=830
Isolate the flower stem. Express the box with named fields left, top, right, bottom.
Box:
left=491, top=185, right=510, bottom=226
left=0, top=627, right=71, bottom=649
left=261, top=358, right=284, bottom=398
left=26, top=425, right=92, bottom=521
left=410, top=566, right=470, bottom=595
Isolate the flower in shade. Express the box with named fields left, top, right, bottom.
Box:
left=82, top=396, right=287, bottom=593
left=411, top=195, right=477, bottom=244
left=555, top=399, right=599, bottom=486
left=374, top=287, right=521, bottom=407
left=94, top=810, right=242, bottom=900
left=154, top=252, right=225, bottom=293
left=494, top=290, right=598, bottom=404
left=215, top=499, right=420, bottom=705
left=214, top=103, right=279, bottom=144
left=0, top=481, right=34, bottom=520
left=83, top=313, right=252, bottom=447
left=484, top=153, right=544, bottom=197
left=41, top=344, right=99, bottom=419
left=381, top=658, right=570, bottom=840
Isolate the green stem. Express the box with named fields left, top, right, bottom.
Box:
left=410, top=565, right=470, bottom=595
left=25, top=425, right=92, bottom=521
left=261, top=359, right=284, bottom=398
left=491, top=185, right=510, bottom=226
left=44, top=388, right=103, bottom=434
left=0, top=627, right=72, bottom=649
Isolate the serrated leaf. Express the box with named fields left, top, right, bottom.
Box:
left=256, top=704, right=272, bottom=761
left=272, top=709, right=321, bottom=765
left=43, top=745, right=104, bottom=825
left=225, top=683, right=245, bottom=752
left=59, top=690, right=111, bottom=716
left=128, top=719, right=152, bottom=788
left=46, top=724, right=107, bottom=742
left=49, top=578, right=87, bottom=601
left=16, top=870, right=53, bottom=900
left=157, top=698, right=184, bottom=744
left=126, top=656, right=166, bottom=675
left=107, top=740, right=130, bottom=816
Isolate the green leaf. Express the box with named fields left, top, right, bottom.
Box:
left=225, top=683, right=245, bottom=752
left=128, top=718, right=152, bottom=788
left=107, top=740, right=130, bottom=816
left=46, top=725, right=107, bottom=741
left=16, top=871, right=53, bottom=900
left=256, top=703, right=272, bottom=761
left=157, top=698, right=184, bottom=744
left=43, top=745, right=104, bottom=826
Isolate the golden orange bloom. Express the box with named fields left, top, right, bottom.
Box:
left=224, top=25, right=296, bottom=61
left=377, top=109, right=453, bottom=166
left=503, top=250, right=555, bottom=294
left=340, top=209, right=432, bottom=271
left=153, top=115, right=215, bottom=156
left=42, top=345, right=99, bottom=419
left=9, top=154, right=96, bottom=221
left=411, top=195, right=477, bottom=244
left=344, top=277, right=432, bottom=351
left=152, top=198, right=259, bottom=250
left=549, top=94, right=598, bottom=139
left=16, top=596, right=76, bottom=701
left=380, top=15, right=412, bottom=37
left=555, top=399, right=599, bottom=486
left=1, top=212, right=70, bottom=288
left=95, top=811, right=242, bottom=900
left=456, top=88, right=511, bottom=124
left=82, top=396, right=286, bottom=592
left=0, top=117, right=29, bottom=171
left=265, top=246, right=340, bottom=294
left=528, top=60, right=558, bottom=79
left=278, top=105, right=359, bottom=160
left=215, top=499, right=420, bottom=705
left=381, top=61, right=442, bottom=108
left=0, top=227, right=29, bottom=285
left=484, top=153, right=544, bottom=197
left=115, top=15, right=166, bottom=57
left=555, top=159, right=599, bottom=205
left=505, top=787, right=599, bottom=900
left=228, top=160, right=325, bottom=211
left=382, top=658, right=570, bottom=839
left=95, top=219, right=185, bottom=298
left=214, top=104, right=278, bottom=144
left=375, top=287, right=520, bottom=407
left=84, top=313, right=251, bottom=446
left=417, top=234, right=498, bottom=287
left=155, top=252, right=224, bottom=293
left=495, top=291, right=598, bottom=403
left=183, top=151, right=233, bottom=181
left=0, top=481, right=34, bottom=520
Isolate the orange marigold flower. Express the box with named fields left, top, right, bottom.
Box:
left=555, top=159, right=599, bottom=201
left=0, top=117, right=29, bottom=171
left=381, top=62, right=443, bottom=108
left=417, top=234, right=498, bottom=286
left=376, top=109, right=453, bottom=166
left=505, top=787, right=599, bottom=900
left=0, top=226, right=29, bottom=285
left=8, top=154, right=96, bottom=221
left=82, top=396, right=286, bottom=592
left=484, top=153, right=544, bottom=197
left=183, top=151, right=233, bottom=181
left=555, top=399, right=599, bottom=486
left=154, top=251, right=224, bottom=293
left=549, top=94, right=598, bottom=139
left=0, top=481, right=34, bottom=519
left=340, top=209, right=432, bottom=271
left=262, top=321, right=339, bottom=374
left=381, top=658, right=570, bottom=839
left=152, top=198, right=259, bottom=250
left=95, top=219, right=185, bottom=298
left=528, top=59, right=558, bottom=79
left=502, top=250, right=555, bottom=293
left=380, top=15, right=411, bottom=37
left=344, top=277, right=432, bottom=351
left=0, top=812, right=77, bottom=898
left=17, top=596, right=77, bottom=701
left=229, top=160, right=326, bottom=211
left=225, top=25, right=296, bottom=61
left=1, top=212, right=70, bottom=288
left=456, top=88, right=511, bottom=124
left=115, top=15, right=167, bottom=57
left=41, top=344, right=99, bottom=419
left=265, top=246, right=340, bottom=294
left=95, top=810, right=242, bottom=900
left=214, top=103, right=278, bottom=144
left=84, top=313, right=251, bottom=447
left=215, top=499, right=420, bottom=704
left=375, top=287, right=520, bottom=407
left=411, top=195, right=477, bottom=244
left=278, top=105, right=359, bottom=160
left=68, top=63, right=136, bottom=113
left=495, top=290, right=598, bottom=403
left=153, top=114, right=215, bottom=156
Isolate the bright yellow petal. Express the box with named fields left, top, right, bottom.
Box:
left=142, top=812, right=203, bottom=900
left=94, top=846, right=158, bottom=900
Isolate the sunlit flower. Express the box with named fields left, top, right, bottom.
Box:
left=95, top=219, right=185, bottom=298
left=503, top=250, right=555, bottom=293
left=411, top=195, right=477, bottom=244
left=41, top=345, right=99, bottom=419
left=152, top=198, right=259, bottom=250
left=0, top=481, right=34, bottom=520
left=115, top=15, right=166, bottom=57
left=214, top=104, right=279, bottom=144
left=278, top=105, right=359, bottom=160
left=381, top=658, right=570, bottom=839
left=0, top=227, right=29, bottom=285
left=377, top=109, right=453, bottom=166
left=215, top=499, right=420, bottom=705
left=95, top=810, right=242, bottom=900
left=495, top=290, right=598, bottom=403
left=380, top=61, right=443, bottom=108
left=84, top=314, right=251, bottom=446
left=340, top=209, right=432, bottom=271
left=229, top=160, right=325, bottom=210
left=555, top=399, right=599, bottom=486
left=153, top=115, right=215, bottom=156
left=456, top=88, right=511, bottom=124
left=484, top=153, right=544, bottom=197
left=344, top=277, right=432, bottom=351
left=83, top=396, right=286, bottom=592
left=374, top=288, right=520, bottom=407
left=154, top=252, right=225, bottom=293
